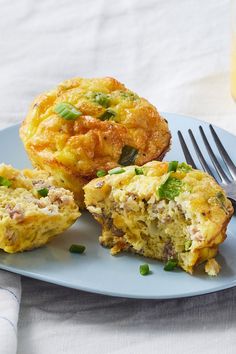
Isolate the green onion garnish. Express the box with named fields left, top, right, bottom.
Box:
left=164, top=259, right=178, bottom=271
left=177, top=162, right=192, bottom=172
left=92, top=92, right=110, bottom=108
left=216, top=191, right=225, bottom=201
left=184, top=240, right=192, bottom=251
left=139, top=263, right=150, bottom=276
left=99, top=109, right=116, bottom=121
left=0, top=176, right=11, bottom=187
left=215, top=192, right=228, bottom=213
left=158, top=176, right=182, bottom=200
left=37, top=188, right=49, bottom=197
left=108, top=167, right=125, bottom=175
left=69, top=244, right=86, bottom=254
left=120, top=91, right=138, bottom=100
left=168, top=161, right=178, bottom=172
left=118, top=145, right=138, bottom=166
left=54, top=102, right=82, bottom=120
left=96, top=170, right=107, bottom=177
left=135, top=167, right=144, bottom=175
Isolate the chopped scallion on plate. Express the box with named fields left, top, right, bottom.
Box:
left=164, top=259, right=178, bottom=271
left=69, top=244, right=86, bottom=254
left=139, top=263, right=150, bottom=276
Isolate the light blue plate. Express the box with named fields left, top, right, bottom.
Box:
left=0, top=113, right=235, bottom=299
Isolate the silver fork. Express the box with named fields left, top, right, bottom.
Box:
left=178, top=124, right=236, bottom=206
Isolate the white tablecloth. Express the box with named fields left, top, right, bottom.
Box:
left=0, top=0, right=236, bottom=353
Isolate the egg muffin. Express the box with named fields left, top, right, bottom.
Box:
left=20, top=77, right=171, bottom=207
left=0, top=164, right=80, bottom=253
left=84, top=161, right=233, bottom=274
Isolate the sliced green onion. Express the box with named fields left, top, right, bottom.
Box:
left=118, top=145, right=138, bottom=166
left=168, top=161, right=178, bottom=172
left=158, top=176, right=182, bottom=200
left=184, top=240, right=192, bottom=251
left=135, top=167, right=144, bottom=175
left=177, top=162, right=192, bottom=172
left=69, top=244, right=86, bottom=254
left=99, top=109, right=116, bottom=121
left=120, top=91, right=138, bottom=100
left=96, top=170, right=107, bottom=177
left=108, top=167, right=125, bottom=175
left=54, top=102, right=82, bottom=120
left=215, top=191, right=228, bottom=213
left=37, top=188, right=49, bottom=197
left=216, top=191, right=225, bottom=201
left=0, top=176, right=11, bottom=187
left=139, top=263, right=150, bottom=276
left=164, top=259, right=178, bottom=271
left=92, top=92, right=110, bottom=108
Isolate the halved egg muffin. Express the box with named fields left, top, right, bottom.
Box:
left=0, top=164, right=80, bottom=253
left=84, top=161, right=233, bottom=275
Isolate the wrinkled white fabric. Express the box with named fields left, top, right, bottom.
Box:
left=0, top=0, right=235, bottom=353
left=0, top=271, right=21, bottom=354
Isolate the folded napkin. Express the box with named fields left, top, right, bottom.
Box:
left=0, top=270, right=21, bottom=354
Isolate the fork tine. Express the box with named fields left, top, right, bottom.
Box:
left=177, top=131, right=197, bottom=169
left=188, top=129, right=214, bottom=176
left=209, top=124, right=236, bottom=180
left=199, top=126, right=231, bottom=183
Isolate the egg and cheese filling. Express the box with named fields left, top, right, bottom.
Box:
left=0, top=164, right=80, bottom=253
left=84, top=161, right=233, bottom=274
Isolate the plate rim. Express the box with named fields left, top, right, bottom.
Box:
left=0, top=113, right=235, bottom=299
left=0, top=261, right=236, bottom=300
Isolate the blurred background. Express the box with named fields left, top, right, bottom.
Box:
left=0, top=0, right=235, bottom=131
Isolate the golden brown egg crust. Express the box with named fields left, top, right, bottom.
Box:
left=20, top=77, right=171, bottom=207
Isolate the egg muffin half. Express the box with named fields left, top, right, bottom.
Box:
left=0, top=164, right=80, bottom=253
left=84, top=161, right=233, bottom=274
left=20, top=77, right=171, bottom=207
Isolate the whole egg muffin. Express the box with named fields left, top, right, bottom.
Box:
left=84, top=161, right=233, bottom=275
left=0, top=164, right=80, bottom=253
left=20, top=77, right=171, bottom=207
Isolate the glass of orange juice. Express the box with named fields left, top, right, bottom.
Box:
left=231, top=0, right=236, bottom=99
